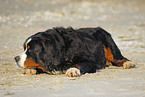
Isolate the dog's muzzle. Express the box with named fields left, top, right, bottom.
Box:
left=14, top=52, right=26, bottom=68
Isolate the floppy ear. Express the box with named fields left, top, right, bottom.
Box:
left=37, top=40, right=63, bottom=71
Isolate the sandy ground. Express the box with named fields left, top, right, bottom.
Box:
left=0, top=0, right=145, bottom=97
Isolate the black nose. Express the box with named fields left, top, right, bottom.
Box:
left=14, top=56, right=20, bottom=62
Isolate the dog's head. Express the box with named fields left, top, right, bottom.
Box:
left=14, top=38, right=43, bottom=68
left=14, top=32, right=63, bottom=72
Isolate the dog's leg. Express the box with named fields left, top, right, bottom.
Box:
left=66, top=67, right=81, bottom=77
left=94, top=27, right=135, bottom=69
left=23, top=68, right=37, bottom=75
left=66, top=62, right=100, bottom=77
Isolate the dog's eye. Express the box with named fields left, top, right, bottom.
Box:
left=28, top=49, right=33, bottom=53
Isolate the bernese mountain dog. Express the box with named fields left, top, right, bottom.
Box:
left=14, top=27, right=135, bottom=77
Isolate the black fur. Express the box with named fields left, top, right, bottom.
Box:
left=24, top=27, right=128, bottom=74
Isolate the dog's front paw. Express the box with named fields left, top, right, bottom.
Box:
left=123, top=61, right=135, bottom=69
left=66, top=68, right=81, bottom=77
left=23, top=68, right=37, bottom=75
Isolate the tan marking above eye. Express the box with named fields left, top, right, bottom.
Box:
left=39, top=60, right=43, bottom=63
left=27, top=45, right=30, bottom=49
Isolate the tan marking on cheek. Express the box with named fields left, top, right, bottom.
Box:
left=24, top=58, right=46, bottom=71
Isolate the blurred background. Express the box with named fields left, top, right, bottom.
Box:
left=0, top=0, right=145, bottom=28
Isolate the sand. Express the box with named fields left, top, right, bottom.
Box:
left=0, top=0, right=145, bottom=97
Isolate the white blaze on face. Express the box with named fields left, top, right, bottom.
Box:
left=17, top=52, right=27, bottom=68
left=16, top=38, right=32, bottom=68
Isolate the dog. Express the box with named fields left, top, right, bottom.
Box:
left=14, top=27, right=135, bottom=77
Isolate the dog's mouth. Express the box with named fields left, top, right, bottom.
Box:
left=14, top=52, right=27, bottom=68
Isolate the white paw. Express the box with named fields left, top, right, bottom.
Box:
left=23, top=69, right=37, bottom=75
left=66, top=68, right=81, bottom=77
left=123, top=61, right=135, bottom=69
